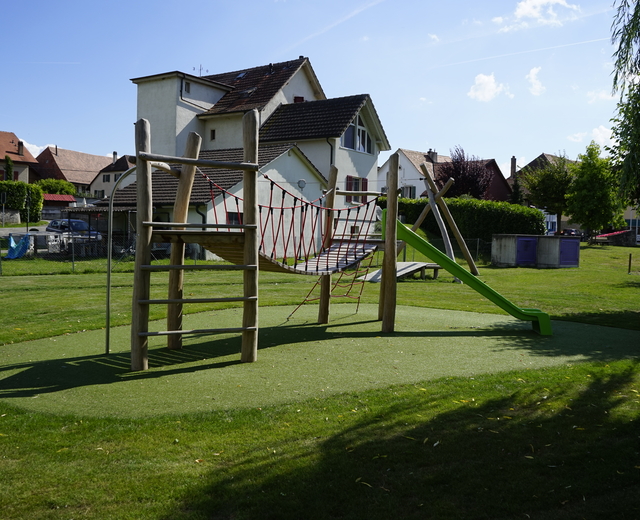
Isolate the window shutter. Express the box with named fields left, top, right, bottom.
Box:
left=361, top=177, right=368, bottom=203
left=346, top=175, right=353, bottom=203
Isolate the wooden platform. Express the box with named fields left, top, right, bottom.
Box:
left=151, top=230, right=378, bottom=275
left=359, top=261, right=441, bottom=283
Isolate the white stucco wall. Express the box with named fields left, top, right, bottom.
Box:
left=201, top=114, right=245, bottom=150
left=377, top=152, right=426, bottom=198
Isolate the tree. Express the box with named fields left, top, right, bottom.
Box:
left=35, top=178, right=76, bottom=195
left=610, top=0, right=640, bottom=205
left=566, top=142, right=627, bottom=234
left=521, top=153, right=573, bottom=232
left=434, top=146, right=493, bottom=199
left=4, top=156, right=13, bottom=181
left=510, top=173, right=524, bottom=205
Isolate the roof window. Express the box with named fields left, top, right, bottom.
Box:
left=236, top=72, right=247, bottom=79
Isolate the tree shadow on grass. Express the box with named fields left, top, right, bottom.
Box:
left=160, top=360, right=640, bottom=520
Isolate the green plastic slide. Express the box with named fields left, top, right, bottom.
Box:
left=385, top=214, right=552, bottom=335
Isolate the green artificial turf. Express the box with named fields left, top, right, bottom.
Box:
left=1, top=304, right=637, bottom=418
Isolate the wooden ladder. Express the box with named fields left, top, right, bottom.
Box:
left=131, top=111, right=260, bottom=371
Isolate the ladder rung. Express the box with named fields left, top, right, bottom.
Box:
left=141, top=264, right=257, bottom=271
left=139, top=296, right=257, bottom=305
left=143, top=221, right=257, bottom=229
left=139, top=327, right=257, bottom=337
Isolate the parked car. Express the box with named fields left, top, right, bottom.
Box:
left=46, top=219, right=102, bottom=242
left=561, top=228, right=578, bottom=236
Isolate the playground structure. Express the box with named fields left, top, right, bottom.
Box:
left=129, top=110, right=552, bottom=371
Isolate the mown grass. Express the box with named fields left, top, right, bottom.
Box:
left=0, top=360, right=638, bottom=519
left=0, top=243, right=638, bottom=519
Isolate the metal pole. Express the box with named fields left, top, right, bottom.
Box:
left=106, top=166, right=137, bottom=355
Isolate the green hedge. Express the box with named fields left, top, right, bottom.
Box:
left=378, top=197, right=546, bottom=242
left=0, top=181, right=43, bottom=222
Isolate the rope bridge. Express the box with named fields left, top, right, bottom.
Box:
left=197, top=170, right=381, bottom=275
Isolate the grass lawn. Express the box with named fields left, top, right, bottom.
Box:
left=0, top=243, right=638, bottom=518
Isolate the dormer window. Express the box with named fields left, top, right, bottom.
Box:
left=341, top=114, right=372, bottom=154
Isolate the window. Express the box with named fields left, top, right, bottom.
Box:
left=103, top=174, right=110, bottom=183
left=401, top=185, right=416, bottom=199
left=114, top=173, right=122, bottom=181
left=210, top=129, right=216, bottom=141
left=341, top=114, right=372, bottom=154
left=184, top=81, right=191, bottom=94
left=345, top=175, right=368, bottom=203
left=227, top=211, right=243, bottom=225
left=94, top=190, right=105, bottom=198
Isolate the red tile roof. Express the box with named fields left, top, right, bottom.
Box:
left=43, top=194, right=76, bottom=202
left=0, top=131, right=38, bottom=164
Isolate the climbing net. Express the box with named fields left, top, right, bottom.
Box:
left=200, top=170, right=381, bottom=274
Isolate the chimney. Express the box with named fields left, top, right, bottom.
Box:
left=427, top=149, right=438, bottom=163
left=55, top=145, right=58, bottom=155
left=113, top=151, right=117, bottom=164
left=511, top=156, right=517, bottom=178
left=17, top=141, right=24, bottom=156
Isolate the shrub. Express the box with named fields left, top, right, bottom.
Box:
left=378, top=197, right=546, bottom=242
left=0, top=181, right=44, bottom=222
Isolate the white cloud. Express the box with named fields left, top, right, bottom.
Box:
left=492, top=16, right=504, bottom=24
left=361, top=36, right=370, bottom=42
left=499, top=0, right=580, bottom=32
left=23, top=141, right=52, bottom=157
left=514, top=0, right=579, bottom=25
left=567, top=132, right=587, bottom=143
left=467, top=73, right=512, bottom=102
left=591, top=125, right=614, bottom=148
left=586, top=90, right=615, bottom=103
left=526, top=66, right=546, bottom=95
left=428, top=34, right=440, bottom=42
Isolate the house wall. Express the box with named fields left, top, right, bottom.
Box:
left=136, top=75, right=225, bottom=156
left=377, top=152, right=426, bottom=197
left=262, top=70, right=324, bottom=123
left=201, top=114, right=245, bottom=150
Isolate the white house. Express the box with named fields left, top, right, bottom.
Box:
left=377, top=148, right=448, bottom=199
left=129, top=57, right=390, bottom=214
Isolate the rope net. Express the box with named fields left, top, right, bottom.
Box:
left=200, top=171, right=380, bottom=275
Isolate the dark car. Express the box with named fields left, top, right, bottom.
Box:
left=46, top=219, right=102, bottom=241
left=561, top=228, right=578, bottom=236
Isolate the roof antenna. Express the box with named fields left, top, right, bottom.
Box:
left=193, top=65, right=209, bottom=77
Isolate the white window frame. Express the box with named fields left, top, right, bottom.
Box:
left=341, top=114, right=373, bottom=154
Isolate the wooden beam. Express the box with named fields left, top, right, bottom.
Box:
left=318, top=164, right=339, bottom=324
left=167, top=132, right=202, bottom=349
left=131, top=119, right=153, bottom=371
left=241, top=110, right=259, bottom=363
left=381, top=153, right=398, bottom=331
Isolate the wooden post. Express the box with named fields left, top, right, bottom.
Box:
left=420, top=164, right=456, bottom=262
left=241, top=110, right=259, bottom=363
left=167, top=132, right=202, bottom=349
left=318, top=165, right=339, bottom=324
left=381, top=153, right=398, bottom=331
left=131, top=119, right=153, bottom=371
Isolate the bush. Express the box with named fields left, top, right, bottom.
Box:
left=0, top=181, right=43, bottom=222
left=378, top=197, right=546, bottom=242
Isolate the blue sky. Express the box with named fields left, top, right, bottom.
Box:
left=4, top=0, right=618, bottom=176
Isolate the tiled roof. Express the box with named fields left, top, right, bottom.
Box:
left=110, top=143, right=305, bottom=207
left=43, top=194, right=76, bottom=202
left=37, top=147, right=112, bottom=185
left=200, top=57, right=311, bottom=116
left=399, top=148, right=451, bottom=179
left=259, top=95, right=371, bottom=142
left=100, top=155, right=135, bottom=173
left=0, top=131, right=38, bottom=164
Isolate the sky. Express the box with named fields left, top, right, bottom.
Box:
left=3, top=0, right=620, bottom=177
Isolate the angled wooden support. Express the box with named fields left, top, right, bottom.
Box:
left=419, top=165, right=479, bottom=275
left=167, top=131, right=203, bottom=349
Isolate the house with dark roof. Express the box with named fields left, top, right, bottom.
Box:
left=378, top=148, right=511, bottom=201
left=131, top=57, right=390, bottom=218
left=0, top=131, right=39, bottom=182
left=90, top=153, right=136, bottom=199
